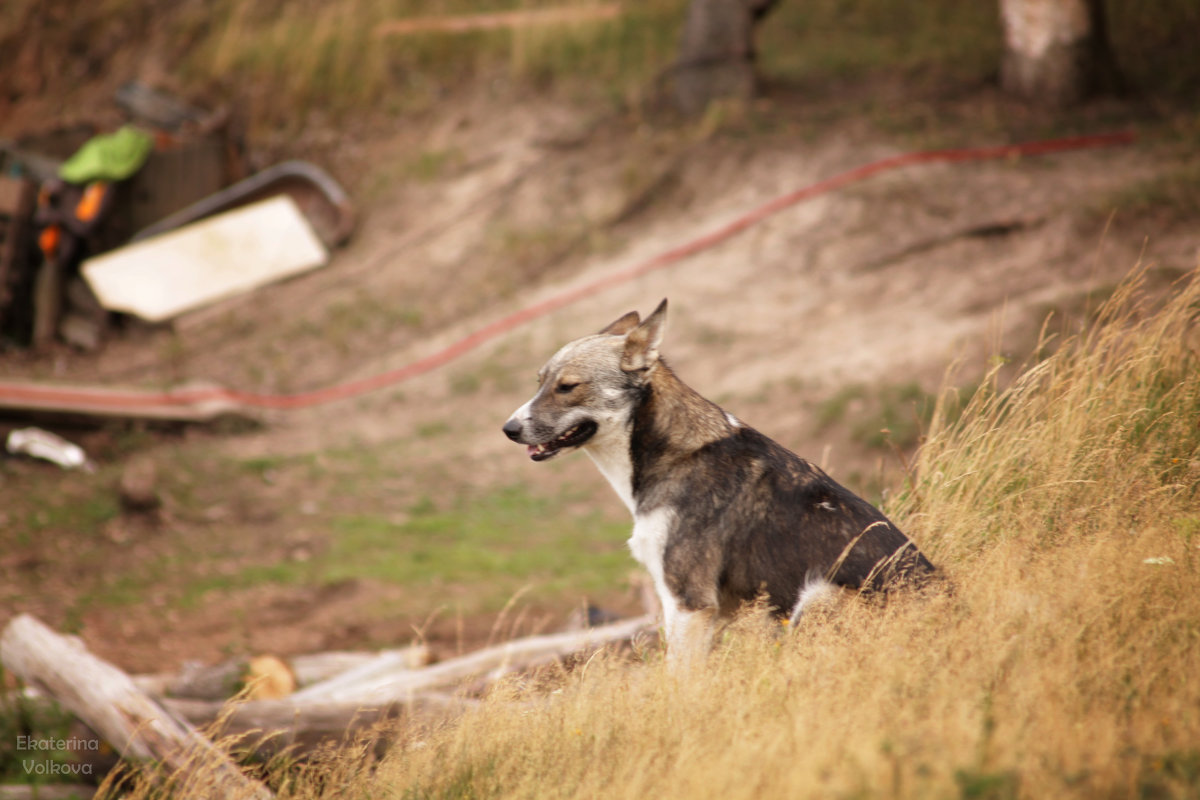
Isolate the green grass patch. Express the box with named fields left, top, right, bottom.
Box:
left=321, top=485, right=631, bottom=613
left=22, top=493, right=119, bottom=539
left=7, top=0, right=1200, bottom=146
left=817, top=380, right=937, bottom=451
left=0, top=681, right=83, bottom=787
left=0, top=464, right=120, bottom=550
left=758, top=0, right=1002, bottom=88
left=117, top=482, right=632, bottom=617
left=175, top=0, right=686, bottom=130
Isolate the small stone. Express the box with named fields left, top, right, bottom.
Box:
left=118, top=456, right=160, bottom=512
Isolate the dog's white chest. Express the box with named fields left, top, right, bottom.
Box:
left=583, top=434, right=636, bottom=513
left=627, top=507, right=673, bottom=579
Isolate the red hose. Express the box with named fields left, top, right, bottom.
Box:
left=0, top=130, right=1136, bottom=414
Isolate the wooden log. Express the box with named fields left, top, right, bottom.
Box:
left=130, top=645, right=430, bottom=702
left=164, top=655, right=292, bottom=701
left=0, top=614, right=273, bottom=800
left=161, top=659, right=246, bottom=701
left=290, top=615, right=654, bottom=705
left=132, top=645, right=430, bottom=703
left=289, top=645, right=429, bottom=687
left=161, top=692, right=473, bottom=758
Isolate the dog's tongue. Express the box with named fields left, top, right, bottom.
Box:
left=527, top=444, right=541, bottom=458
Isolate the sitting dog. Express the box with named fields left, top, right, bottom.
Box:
left=503, top=300, right=934, bottom=663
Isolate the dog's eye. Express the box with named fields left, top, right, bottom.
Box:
left=556, top=382, right=579, bottom=394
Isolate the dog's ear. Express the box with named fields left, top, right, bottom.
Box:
left=598, top=310, right=640, bottom=336
left=621, top=299, right=667, bottom=374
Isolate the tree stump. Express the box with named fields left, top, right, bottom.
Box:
left=999, top=0, right=1118, bottom=105
left=673, top=0, right=758, bottom=115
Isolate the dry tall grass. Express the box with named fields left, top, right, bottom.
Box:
left=121, top=266, right=1200, bottom=799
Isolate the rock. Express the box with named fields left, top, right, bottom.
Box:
left=118, top=456, right=160, bottom=513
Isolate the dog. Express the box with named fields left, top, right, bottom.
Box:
left=503, top=300, right=935, bottom=664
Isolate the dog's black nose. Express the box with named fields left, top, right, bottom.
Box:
left=502, top=419, right=523, bottom=441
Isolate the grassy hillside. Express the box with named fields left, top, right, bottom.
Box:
left=4, top=2, right=1199, bottom=796
left=111, top=266, right=1200, bottom=798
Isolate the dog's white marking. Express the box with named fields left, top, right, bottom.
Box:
left=818, top=501, right=836, bottom=511
left=628, top=507, right=673, bottom=593
left=625, top=506, right=712, bottom=666
left=628, top=507, right=679, bottom=621
left=788, top=575, right=835, bottom=626
left=581, top=402, right=636, bottom=513
left=584, top=437, right=635, bottom=513
left=725, top=411, right=740, bottom=428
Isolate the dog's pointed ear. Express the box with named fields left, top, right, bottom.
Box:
left=598, top=310, right=640, bottom=336
left=621, top=299, right=668, bottom=374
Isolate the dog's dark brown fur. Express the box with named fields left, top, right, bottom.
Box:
left=629, top=358, right=932, bottom=616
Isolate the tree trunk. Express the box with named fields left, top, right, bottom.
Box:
left=674, top=0, right=771, bottom=115
left=161, top=693, right=472, bottom=759
left=999, top=0, right=1117, bottom=105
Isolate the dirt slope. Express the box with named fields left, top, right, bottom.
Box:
left=2, top=86, right=1196, bottom=671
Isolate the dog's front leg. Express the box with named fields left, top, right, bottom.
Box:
left=662, top=599, right=716, bottom=671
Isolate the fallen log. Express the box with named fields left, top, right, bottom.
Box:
left=291, top=614, right=654, bottom=705
left=290, top=645, right=429, bottom=687
left=0, top=614, right=273, bottom=800
left=6, top=684, right=469, bottom=763
left=161, top=655, right=295, bottom=701
left=161, top=692, right=473, bottom=757
left=131, top=645, right=429, bottom=701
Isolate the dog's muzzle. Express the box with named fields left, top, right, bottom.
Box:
left=502, top=418, right=597, bottom=461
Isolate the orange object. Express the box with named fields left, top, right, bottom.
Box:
left=75, top=182, right=108, bottom=222
left=38, top=224, right=61, bottom=259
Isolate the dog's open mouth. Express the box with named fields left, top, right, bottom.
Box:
left=527, top=420, right=597, bottom=461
